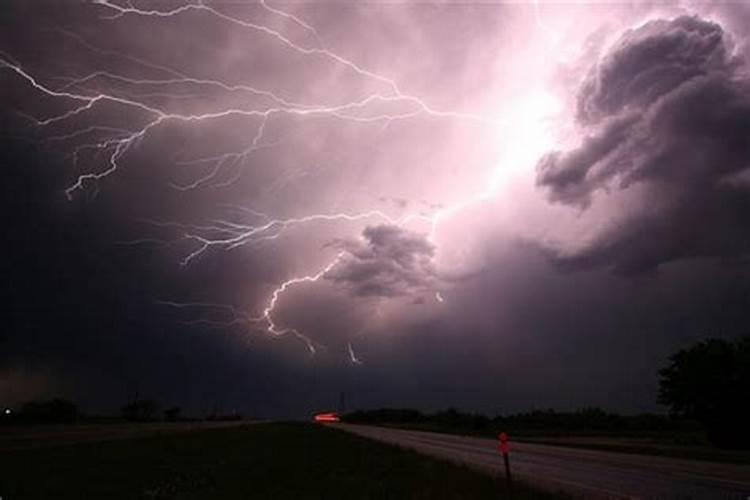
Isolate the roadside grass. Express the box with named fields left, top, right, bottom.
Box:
left=365, top=422, right=750, bottom=465
left=0, top=422, right=567, bottom=500
left=515, top=436, right=750, bottom=465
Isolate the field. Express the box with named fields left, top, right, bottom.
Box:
left=0, top=422, right=565, bottom=500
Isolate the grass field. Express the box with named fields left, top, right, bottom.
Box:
left=0, top=422, right=565, bottom=500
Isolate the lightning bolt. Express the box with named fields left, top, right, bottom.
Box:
left=138, top=209, right=429, bottom=267
left=1, top=0, right=515, bottom=357
left=259, top=253, right=346, bottom=354
left=348, top=342, right=363, bottom=365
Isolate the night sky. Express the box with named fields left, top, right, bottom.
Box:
left=2, top=1, right=750, bottom=419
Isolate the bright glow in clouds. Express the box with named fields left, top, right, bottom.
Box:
left=488, top=90, right=562, bottom=193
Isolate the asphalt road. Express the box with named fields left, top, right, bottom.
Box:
left=337, top=424, right=750, bottom=499
left=0, top=421, right=251, bottom=451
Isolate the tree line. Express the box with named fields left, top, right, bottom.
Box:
left=345, top=337, right=750, bottom=449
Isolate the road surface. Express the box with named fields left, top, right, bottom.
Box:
left=337, top=424, right=750, bottom=499
left=0, top=421, right=252, bottom=451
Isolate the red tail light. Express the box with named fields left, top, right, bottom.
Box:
left=314, top=412, right=341, bottom=423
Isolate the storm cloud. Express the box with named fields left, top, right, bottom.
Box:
left=327, top=225, right=437, bottom=298
left=4, top=1, right=750, bottom=419
left=537, top=16, right=750, bottom=272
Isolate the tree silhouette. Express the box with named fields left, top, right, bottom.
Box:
left=658, top=337, right=750, bottom=448
left=121, top=399, right=159, bottom=421
left=164, top=406, right=181, bottom=421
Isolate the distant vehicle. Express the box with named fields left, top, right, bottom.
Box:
left=314, top=412, right=340, bottom=423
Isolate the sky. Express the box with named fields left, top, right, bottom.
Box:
left=2, top=1, right=750, bottom=418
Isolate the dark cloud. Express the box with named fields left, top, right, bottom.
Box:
left=326, top=225, right=436, bottom=298
left=576, top=16, right=734, bottom=125
left=537, top=15, right=750, bottom=272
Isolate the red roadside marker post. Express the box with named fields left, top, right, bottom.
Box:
left=498, top=432, right=513, bottom=492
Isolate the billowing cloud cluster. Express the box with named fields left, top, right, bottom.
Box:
left=326, top=225, right=437, bottom=298
left=538, top=16, right=750, bottom=272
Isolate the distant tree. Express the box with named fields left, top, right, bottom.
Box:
left=658, top=337, right=750, bottom=448
left=345, top=407, right=684, bottom=434
left=121, top=399, right=159, bottom=421
left=164, top=406, right=181, bottom=421
left=471, top=414, right=490, bottom=431
left=434, top=408, right=462, bottom=427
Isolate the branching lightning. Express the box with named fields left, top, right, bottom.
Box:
left=0, top=0, right=528, bottom=357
